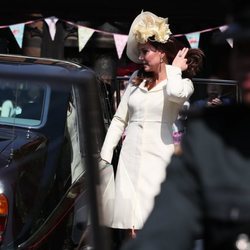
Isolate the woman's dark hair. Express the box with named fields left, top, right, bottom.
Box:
left=132, top=35, right=205, bottom=86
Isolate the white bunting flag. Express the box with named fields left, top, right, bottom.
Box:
left=9, top=23, right=25, bottom=48
left=45, top=16, right=59, bottom=41
left=185, top=32, right=200, bottom=48
left=219, top=25, right=233, bottom=48
left=113, top=34, right=128, bottom=59
left=78, top=26, right=95, bottom=52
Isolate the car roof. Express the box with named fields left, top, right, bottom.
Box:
left=0, top=54, right=96, bottom=84
left=0, top=53, right=82, bottom=70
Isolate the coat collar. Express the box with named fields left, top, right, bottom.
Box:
left=138, top=64, right=171, bottom=92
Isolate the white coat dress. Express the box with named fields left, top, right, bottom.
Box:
left=100, top=64, right=194, bottom=229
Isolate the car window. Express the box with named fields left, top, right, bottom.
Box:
left=0, top=81, right=48, bottom=127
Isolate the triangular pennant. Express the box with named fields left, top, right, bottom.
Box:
left=219, top=25, right=234, bottom=48
left=78, top=26, right=95, bottom=52
left=45, top=16, right=59, bottom=41
left=185, top=32, right=200, bottom=48
left=225, top=38, right=233, bottom=48
left=9, top=23, right=25, bottom=48
left=113, top=34, right=128, bottom=59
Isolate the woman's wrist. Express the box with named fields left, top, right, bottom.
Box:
left=98, top=158, right=112, bottom=169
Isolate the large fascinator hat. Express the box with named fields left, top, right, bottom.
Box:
left=126, top=11, right=172, bottom=63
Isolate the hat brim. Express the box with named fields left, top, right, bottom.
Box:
left=126, top=11, right=158, bottom=64
left=126, top=27, right=141, bottom=63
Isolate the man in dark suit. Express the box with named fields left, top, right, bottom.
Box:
left=121, top=103, right=250, bottom=250
left=120, top=1, right=250, bottom=249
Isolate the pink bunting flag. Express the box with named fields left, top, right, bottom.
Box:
left=45, top=16, right=59, bottom=41
left=78, top=26, right=95, bottom=52
left=9, top=23, right=25, bottom=48
left=113, top=34, right=128, bottom=59
left=185, top=32, right=201, bottom=48
left=219, top=25, right=233, bottom=48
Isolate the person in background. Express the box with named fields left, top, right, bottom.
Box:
left=191, top=80, right=234, bottom=110
left=0, top=87, right=22, bottom=117
left=120, top=1, right=250, bottom=250
left=172, top=100, right=190, bottom=155
left=99, top=11, right=204, bottom=250
left=18, top=85, right=44, bottom=120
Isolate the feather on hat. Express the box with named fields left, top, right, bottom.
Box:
left=126, top=11, right=172, bottom=63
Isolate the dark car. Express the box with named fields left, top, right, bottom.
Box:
left=0, top=54, right=108, bottom=250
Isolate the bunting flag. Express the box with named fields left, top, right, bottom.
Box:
left=113, top=34, right=128, bottom=59
left=78, top=26, right=95, bottom=52
left=45, top=16, right=58, bottom=41
left=9, top=23, right=25, bottom=48
left=219, top=25, right=233, bottom=48
left=3, top=16, right=234, bottom=58
left=185, top=32, right=200, bottom=48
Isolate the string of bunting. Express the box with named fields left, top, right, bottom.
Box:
left=2, top=16, right=233, bottom=59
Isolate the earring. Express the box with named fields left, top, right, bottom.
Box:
left=160, top=57, right=163, bottom=63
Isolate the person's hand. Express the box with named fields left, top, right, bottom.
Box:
left=207, top=97, right=223, bottom=107
left=172, top=47, right=189, bottom=71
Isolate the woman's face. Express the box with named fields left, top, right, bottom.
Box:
left=138, top=43, right=164, bottom=73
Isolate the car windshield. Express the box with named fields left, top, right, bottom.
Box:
left=0, top=80, right=47, bottom=127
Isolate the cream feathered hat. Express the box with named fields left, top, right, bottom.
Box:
left=126, top=11, right=172, bottom=63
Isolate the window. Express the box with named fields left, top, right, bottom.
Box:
left=0, top=81, right=48, bottom=127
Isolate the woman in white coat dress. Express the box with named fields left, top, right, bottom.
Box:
left=99, top=11, right=204, bottom=244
